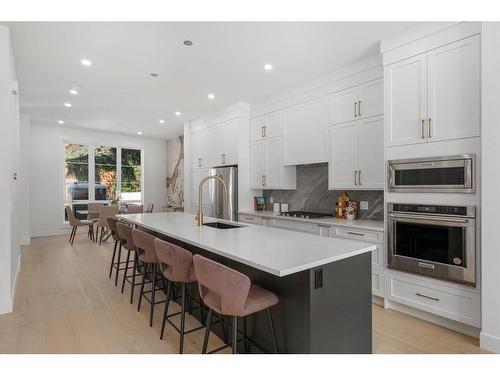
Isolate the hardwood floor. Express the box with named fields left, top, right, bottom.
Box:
left=0, top=234, right=489, bottom=354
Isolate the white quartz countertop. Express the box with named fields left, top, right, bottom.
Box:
left=238, top=210, right=384, bottom=232
left=119, top=212, right=376, bottom=277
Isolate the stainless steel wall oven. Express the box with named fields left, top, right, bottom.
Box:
left=388, top=154, right=475, bottom=193
left=387, top=203, right=476, bottom=286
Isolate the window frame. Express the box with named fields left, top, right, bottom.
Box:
left=62, top=139, right=144, bottom=225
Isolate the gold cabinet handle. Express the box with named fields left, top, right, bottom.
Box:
left=416, top=292, right=439, bottom=302
left=354, top=102, right=357, bottom=118
left=428, top=118, right=432, bottom=138
left=358, top=170, right=362, bottom=185
left=421, top=119, right=425, bottom=139
left=222, top=153, right=226, bottom=165
left=261, top=126, right=265, bottom=138
left=358, top=100, right=362, bottom=116
left=198, top=158, right=202, bottom=167
left=263, top=126, right=267, bottom=137
left=354, top=170, right=358, bottom=186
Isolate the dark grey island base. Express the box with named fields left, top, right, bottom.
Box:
left=150, top=230, right=373, bottom=354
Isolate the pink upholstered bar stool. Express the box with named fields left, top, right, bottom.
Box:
left=132, top=228, right=165, bottom=327
left=116, top=222, right=143, bottom=304
left=154, top=238, right=206, bottom=354
left=193, top=254, right=279, bottom=354
left=106, top=216, right=123, bottom=284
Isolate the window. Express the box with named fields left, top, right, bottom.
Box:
left=63, top=143, right=143, bottom=222
left=121, top=148, right=142, bottom=203
left=64, top=144, right=89, bottom=220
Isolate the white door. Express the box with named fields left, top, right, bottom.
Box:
left=329, top=122, right=358, bottom=190
left=357, top=116, right=384, bottom=189
left=427, top=35, right=480, bottom=142
left=250, top=141, right=266, bottom=188
left=385, top=53, right=428, bottom=147
left=250, top=116, right=266, bottom=141
left=224, top=119, right=239, bottom=165
left=358, top=79, right=383, bottom=119
left=265, top=111, right=282, bottom=138
left=330, top=86, right=358, bottom=125
left=265, top=138, right=281, bottom=188
left=282, top=98, right=328, bottom=165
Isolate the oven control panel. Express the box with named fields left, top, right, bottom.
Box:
left=390, top=203, right=473, bottom=217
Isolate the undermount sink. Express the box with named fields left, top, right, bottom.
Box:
left=203, top=222, right=245, bottom=229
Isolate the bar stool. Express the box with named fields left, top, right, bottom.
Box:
left=193, top=255, right=279, bottom=354
left=106, top=216, right=122, bottom=284
left=116, top=222, right=143, bottom=304
left=154, top=238, right=206, bottom=354
left=131, top=228, right=165, bottom=327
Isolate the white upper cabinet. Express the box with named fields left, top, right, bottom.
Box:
left=385, top=54, right=428, bottom=147
left=330, top=79, right=383, bottom=125
left=330, top=86, right=358, bottom=124
left=357, top=116, right=385, bottom=189
left=282, top=98, right=328, bottom=165
left=250, top=137, right=296, bottom=190
left=427, top=35, right=480, bottom=142
left=191, top=128, right=211, bottom=168
left=385, top=34, right=480, bottom=147
left=250, top=112, right=282, bottom=141
left=329, top=115, right=384, bottom=190
left=358, top=79, right=384, bottom=119
left=224, top=119, right=239, bottom=165
left=329, top=122, right=358, bottom=190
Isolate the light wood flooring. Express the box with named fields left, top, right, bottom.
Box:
left=0, top=233, right=489, bottom=354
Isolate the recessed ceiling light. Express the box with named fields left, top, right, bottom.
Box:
left=137, top=131, right=143, bottom=135
left=58, top=120, right=64, bottom=125
left=264, top=63, right=273, bottom=71
left=64, top=102, right=72, bottom=107
left=150, top=72, right=159, bottom=77
left=183, top=40, right=193, bottom=46
left=159, top=119, right=165, bottom=124
left=207, top=93, right=215, bottom=100
left=69, top=88, right=79, bottom=95
left=81, top=59, right=92, bottom=67
left=175, top=111, right=181, bottom=116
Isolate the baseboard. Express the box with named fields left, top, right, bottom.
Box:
left=372, top=295, right=384, bottom=306
left=31, top=227, right=71, bottom=238
left=20, top=236, right=31, bottom=245
left=0, top=254, right=20, bottom=315
left=0, top=298, right=12, bottom=315
left=384, top=299, right=480, bottom=338
left=480, top=332, right=500, bottom=353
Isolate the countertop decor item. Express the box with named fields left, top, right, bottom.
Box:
left=254, top=196, right=266, bottom=211
left=335, top=192, right=358, bottom=220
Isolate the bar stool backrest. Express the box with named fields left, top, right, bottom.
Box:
left=116, top=222, right=137, bottom=251
left=193, top=254, right=251, bottom=316
left=153, top=238, right=195, bottom=282
left=131, top=228, right=158, bottom=263
left=106, top=216, right=119, bottom=241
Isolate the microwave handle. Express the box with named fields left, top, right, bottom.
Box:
left=389, top=213, right=469, bottom=224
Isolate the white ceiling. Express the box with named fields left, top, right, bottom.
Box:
left=7, top=22, right=420, bottom=139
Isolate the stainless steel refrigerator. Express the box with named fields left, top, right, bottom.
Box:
left=208, top=166, right=238, bottom=221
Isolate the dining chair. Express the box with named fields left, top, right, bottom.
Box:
left=87, top=202, right=106, bottom=240
left=65, top=205, right=94, bottom=245
left=146, top=202, right=154, bottom=213
left=95, top=205, right=119, bottom=245
left=127, top=204, right=144, bottom=214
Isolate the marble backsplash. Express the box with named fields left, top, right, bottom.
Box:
left=263, top=163, right=384, bottom=221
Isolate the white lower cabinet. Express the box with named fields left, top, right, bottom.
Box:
left=239, top=214, right=264, bottom=225
left=269, top=218, right=320, bottom=234
left=371, top=266, right=385, bottom=298
left=385, top=270, right=481, bottom=327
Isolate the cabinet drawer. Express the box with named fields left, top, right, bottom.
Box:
left=270, top=218, right=319, bottom=234
left=372, top=267, right=385, bottom=297
left=331, top=226, right=383, bottom=244
left=239, top=214, right=264, bottom=225
left=386, top=271, right=480, bottom=327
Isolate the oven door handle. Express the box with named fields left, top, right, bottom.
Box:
left=388, top=213, right=470, bottom=224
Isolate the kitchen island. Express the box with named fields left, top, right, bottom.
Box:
left=120, top=212, right=375, bottom=354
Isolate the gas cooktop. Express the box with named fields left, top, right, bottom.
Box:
left=279, top=211, right=334, bottom=219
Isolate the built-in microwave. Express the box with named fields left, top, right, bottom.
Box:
left=388, top=154, right=475, bottom=193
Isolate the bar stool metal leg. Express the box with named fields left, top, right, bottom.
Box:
left=149, top=263, right=157, bottom=327
left=267, top=308, right=279, bottom=354
left=108, top=239, right=118, bottom=278
left=137, top=263, right=148, bottom=312
left=160, top=279, right=172, bottom=340
left=130, top=254, right=138, bottom=304
left=231, top=316, right=238, bottom=354
left=179, top=283, right=187, bottom=354
left=202, top=308, right=213, bottom=354
left=114, top=243, right=122, bottom=286
left=121, top=250, right=131, bottom=293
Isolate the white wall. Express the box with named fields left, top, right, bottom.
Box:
left=480, top=22, right=500, bottom=353
left=30, top=123, right=167, bottom=237
left=0, top=25, right=21, bottom=314
left=19, top=114, right=31, bottom=245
